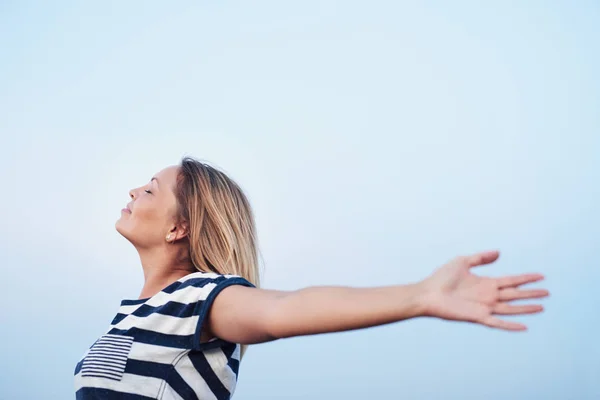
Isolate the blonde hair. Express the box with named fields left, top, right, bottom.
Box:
left=175, top=157, right=261, bottom=354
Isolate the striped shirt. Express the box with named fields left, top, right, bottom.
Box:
left=74, top=272, right=254, bottom=400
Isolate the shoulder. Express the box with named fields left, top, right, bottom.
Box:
left=166, top=271, right=255, bottom=306
left=177, top=271, right=255, bottom=349
left=179, top=271, right=255, bottom=291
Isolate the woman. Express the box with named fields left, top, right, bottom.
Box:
left=74, top=156, right=549, bottom=399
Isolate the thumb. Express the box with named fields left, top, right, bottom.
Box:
left=466, top=250, right=500, bottom=268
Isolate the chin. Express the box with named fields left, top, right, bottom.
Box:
left=115, top=219, right=128, bottom=238
left=115, top=221, right=141, bottom=247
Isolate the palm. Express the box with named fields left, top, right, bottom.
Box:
left=422, top=251, right=548, bottom=331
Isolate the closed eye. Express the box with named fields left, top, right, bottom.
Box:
left=145, top=189, right=152, bottom=194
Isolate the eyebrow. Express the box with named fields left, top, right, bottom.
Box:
left=151, top=177, right=159, bottom=186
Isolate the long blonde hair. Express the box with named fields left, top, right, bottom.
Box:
left=175, top=157, right=261, bottom=354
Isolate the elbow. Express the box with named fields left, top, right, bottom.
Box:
left=262, top=324, right=287, bottom=342
left=261, top=296, right=298, bottom=341
left=235, top=315, right=283, bottom=345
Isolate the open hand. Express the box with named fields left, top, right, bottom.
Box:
left=420, top=250, right=549, bottom=331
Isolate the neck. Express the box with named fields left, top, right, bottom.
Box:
left=136, top=244, right=195, bottom=300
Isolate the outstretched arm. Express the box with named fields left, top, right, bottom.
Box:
left=205, top=250, right=549, bottom=345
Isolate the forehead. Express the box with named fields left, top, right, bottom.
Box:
left=154, top=165, right=180, bottom=190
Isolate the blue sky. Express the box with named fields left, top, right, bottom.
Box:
left=0, top=1, right=598, bottom=399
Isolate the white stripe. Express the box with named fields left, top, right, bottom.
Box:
left=117, top=273, right=241, bottom=315
left=112, top=312, right=199, bottom=336
left=180, top=272, right=240, bottom=282
left=80, top=371, right=122, bottom=380
left=81, top=362, right=124, bottom=373
left=160, top=382, right=186, bottom=400
left=127, top=342, right=188, bottom=365
left=112, top=281, right=229, bottom=335
left=82, top=357, right=127, bottom=367
left=118, top=303, right=144, bottom=315
left=231, top=345, right=241, bottom=362
left=204, top=348, right=237, bottom=392
left=89, top=347, right=130, bottom=356
left=145, top=281, right=218, bottom=308
left=173, top=356, right=219, bottom=400
left=91, top=342, right=131, bottom=350
left=98, top=333, right=134, bottom=342
left=116, top=282, right=218, bottom=320
left=74, top=371, right=164, bottom=397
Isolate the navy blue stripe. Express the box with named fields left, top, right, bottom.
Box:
left=164, top=370, right=199, bottom=400
left=189, top=351, right=231, bottom=400
left=98, top=335, right=133, bottom=343
left=194, top=277, right=255, bottom=350
left=111, top=313, right=128, bottom=325
left=82, top=359, right=127, bottom=369
left=221, top=342, right=236, bottom=359
left=221, top=342, right=239, bottom=378
left=78, top=373, right=121, bottom=381
left=124, top=359, right=197, bottom=399
left=197, top=338, right=229, bottom=351
left=108, top=327, right=194, bottom=349
left=119, top=275, right=224, bottom=309
left=81, top=364, right=125, bottom=374
left=228, top=358, right=240, bottom=378
left=118, top=274, right=218, bottom=306
left=120, top=298, right=148, bottom=306
left=163, top=275, right=228, bottom=295
left=119, top=274, right=250, bottom=306
left=125, top=358, right=172, bottom=379
left=81, top=360, right=125, bottom=369
left=74, top=359, right=83, bottom=375
left=131, top=300, right=197, bottom=319
left=76, top=387, right=155, bottom=400
left=81, top=369, right=123, bottom=379
left=86, top=350, right=129, bottom=361
left=95, top=340, right=132, bottom=347
left=124, top=360, right=199, bottom=400
left=90, top=345, right=130, bottom=354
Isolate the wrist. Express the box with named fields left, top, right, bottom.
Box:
left=409, top=281, right=436, bottom=318
left=398, top=282, right=431, bottom=319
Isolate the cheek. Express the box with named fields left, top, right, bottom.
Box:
left=124, top=200, right=167, bottom=234
left=134, top=204, right=164, bottom=227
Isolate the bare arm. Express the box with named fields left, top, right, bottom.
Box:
left=206, top=283, right=424, bottom=344
left=206, top=251, right=549, bottom=345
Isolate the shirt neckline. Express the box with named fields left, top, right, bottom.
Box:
left=119, top=271, right=204, bottom=307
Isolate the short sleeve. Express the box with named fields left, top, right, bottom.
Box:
left=189, top=273, right=255, bottom=350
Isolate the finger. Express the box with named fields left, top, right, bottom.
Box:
left=493, top=303, right=544, bottom=315
left=499, top=288, right=550, bottom=301
left=466, top=250, right=500, bottom=267
left=497, top=273, right=544, bottom=289
left=481, top=316, right=527, bottom=331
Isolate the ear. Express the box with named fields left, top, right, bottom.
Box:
left=168, top=221, right=189, bottom=242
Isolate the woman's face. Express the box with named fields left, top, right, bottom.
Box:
left=115, top=165, right=181, bottom=247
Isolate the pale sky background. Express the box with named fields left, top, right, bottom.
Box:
left=1, top=1, right=598, bottom=399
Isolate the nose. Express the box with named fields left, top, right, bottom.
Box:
left=129, top=188, right=136, bottom=200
